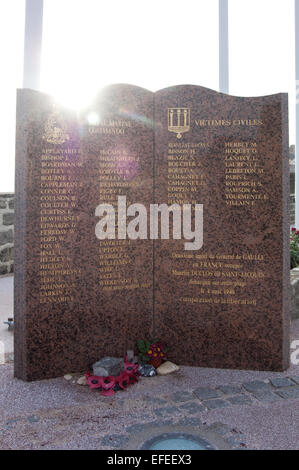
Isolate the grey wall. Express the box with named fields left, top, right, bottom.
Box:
left=0, top=193, right=14, bottom=275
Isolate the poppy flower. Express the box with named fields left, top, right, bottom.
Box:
left=101, top=389, right=115, bottom=396
left=113, top=382, right=122, bottom=392
left=117, top=372, right=130, bottom=390
left=124, top=357, right=139, bottom=376
left=128, top=374, right=139, bottom=385
left=86, top=357, right=140, bottom=395
left=102, top=376, right=116, bottom=390
left=134, top=364, right=140, bottom=374
left=100, top=376, right=116, bottom=396
left=124, top=358, right=137, bottom=371
left=86, top=375, right=103, bottom=390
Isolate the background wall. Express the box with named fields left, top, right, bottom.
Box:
left=0, top=194, right=14, bottom=275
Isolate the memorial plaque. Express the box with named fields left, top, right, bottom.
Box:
left=15, top=85, right=154, bottom=381
left=15, top=84, right=289, bottom=381
left=154, top=85, right=289, bottom=371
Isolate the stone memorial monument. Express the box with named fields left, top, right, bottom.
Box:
left=14, top=85, right=289, bottom=381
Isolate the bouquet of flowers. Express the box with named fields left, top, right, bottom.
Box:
left=137, top=339, right=168, bottom=369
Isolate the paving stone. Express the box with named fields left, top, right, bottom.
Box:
left=269, top=377, right=295, bottom=388
left=101, top=434, right=129, bottom=448
left=144, top=396, right=168, bottom=406
left=126, top=420, right=173, bottom=434
left=275, top=387, right=299, bottom=399
left=27, top=415, right=40, bottom=423
left=170, top=391, right=195, bottom=403
left=150, top=420, right=173, bottom=427
left=252, top=390, right=282, bottom=402
left=5, top=419, right=19, bottom=429
left=242, top=380, right=271, bottom=393
left=227, top=395, right=253, bottom=406
left=208, top=422, right=231, bottom=436
left=203, top=399, right=230, bottom=410
left=179, top=402, right=205, bottom=414
left=125, top=423, right=149, bottom=433
left=154, top=406, right=179, bottom=417
left=226, top=436, right=247, bottom=448
left=218, top=385, right=242, bottom=395
left=290, top=377, right=299, bottom=385
left=193, top=387, right=222, bottom=400
left=177, top=417, right=203, bottom=427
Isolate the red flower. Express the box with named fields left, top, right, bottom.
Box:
left=102, top=376, right=116, bottom=390
left=117, top=371, right=130, bottom=390
left=86, top=357, right=140, bottom=396
left=128, top=374, right=139, bottom=385
left=124, top=357, right=140, bottom=380
left=124, top=363, right=139, bottom=374
left=101, top=389, right=115, bottom=396
left=292, top=227, right=296, bottom=232
left=145, top=341, right=167, bottom=362
left=100, top=376, right=116, bottom=396
left=86, top=375, right=104, bottom=390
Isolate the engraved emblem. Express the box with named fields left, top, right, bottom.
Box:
left=43, top=106, right=70, bottom=144
left=168, top=108, right=190, bottom=139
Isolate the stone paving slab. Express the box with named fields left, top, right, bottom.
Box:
left=270, top=377, right=295, bottom=388
left=177, top=417, right=203, bottom=427
left=252, top=390, right=283, bottom=403
left=169, top=391, right=195, bottom=403
left=193, top=387, right=223, bottom=400
left=275, top=386, right=299, bottom=399
left=0, top=369, right=298, bottom=449
left=153, top=406, right=179, bottom=417
left=204, top=399, right=230, bottom=410
left=242, top=380, right=272, bottom=393
left=218, top=385, right=242, bottom=395
left=178, top=402, right=205, bottom=414
left=227, top=395, right=253, bottom=406
left=207, top=422, right=231, bottom=436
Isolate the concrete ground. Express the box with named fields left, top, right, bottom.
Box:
left=0, top=275, right=298, bottom=450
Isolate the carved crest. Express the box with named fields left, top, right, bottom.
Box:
left=43, top=107, right=70, bottom=144
left=168, top=107, right=190, bottom=138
